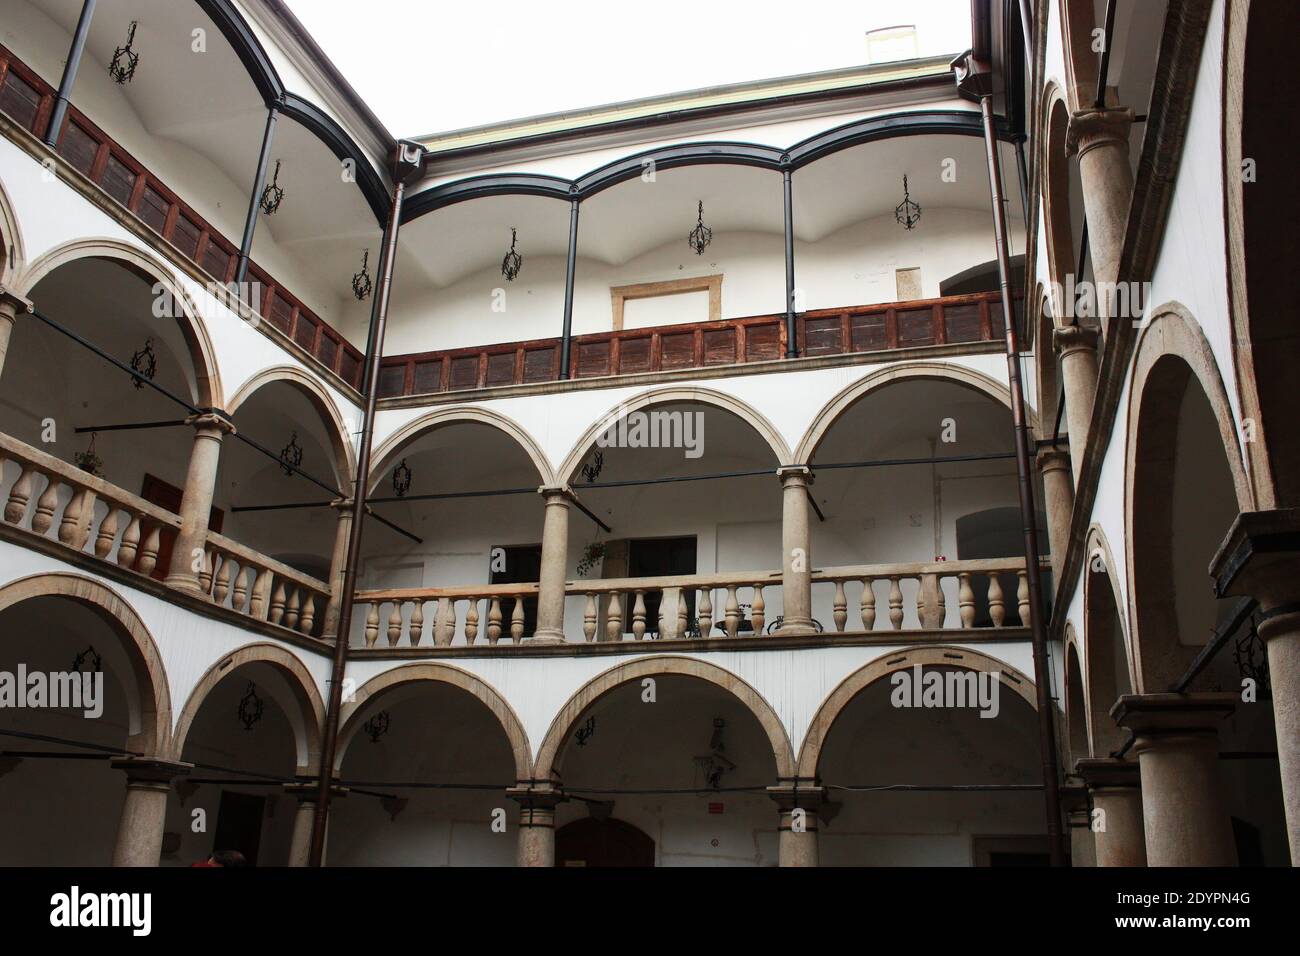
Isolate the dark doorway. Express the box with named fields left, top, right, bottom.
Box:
left=628, top=536, right=696, bottom=636
left=212, top=791, right=265, bottom=865
left=140, top=473, right=223, bottom=582
left=955, top=507, right=1048, bottom=626
left=555, top=817, right=655, bottom=867
left=491, top=544, right=541, bottom=636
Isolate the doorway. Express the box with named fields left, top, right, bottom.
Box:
left=555, top=817, right=655, bottom=867
left=628, top=536, right=696, bottom=636
left=491, top=544, right=542, bottom=636
left=212, top=791, right=265, bottom=865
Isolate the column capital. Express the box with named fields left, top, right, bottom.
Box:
left=506, top=783, right=567, bottom=816
left=282, top=780, right=348, bottom=803
left=111, top=757, right=192, bottom=788
left=184, top=410, right=236, bottom=436
left=1211, top=508, right=1300, bottom=619
left=329, top=497, right=355, bottom=515
left=1112, top=692, right=1236, bottom=740
left=537, top=484, right=576, bottom=503
left=1052, top=324, right=1100, bottom=357
left=1035, top=445, right=1072, bottom=474
left=0, top=286, right=34, bottom=317
left=776, top=464, right=814, bottom=486
left=1074, top=757, right=1141, bottom=791
left=766, top=782, right=826, bottom=812
left=1066, top=106, right=1135, bottom=159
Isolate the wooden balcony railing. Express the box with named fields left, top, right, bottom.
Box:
left=376, top=290, right=1011, bottom=399
left=0, top=44, right=365, bottom=391
left=351, top=557, right=1030, bottom=649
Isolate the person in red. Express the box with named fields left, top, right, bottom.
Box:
left=191, top=850, right=247, bottom=867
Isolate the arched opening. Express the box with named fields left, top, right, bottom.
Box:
left=555, top=817, right=655, bottom=867
left=1083, top=550, right=1131, bottom=756
left=1064, top=640, right=1089, bottom=766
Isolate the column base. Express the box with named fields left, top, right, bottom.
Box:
left=1075, top=758, right=1146, bottom=867
left=522, top=629, right=568, bottom=645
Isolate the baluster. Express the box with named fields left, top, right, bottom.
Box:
left=677, top=589, right=689, bottom=640
left=364, top=601, right=380, bottom=647
left=233, top=566, right=252, bottom=614
left=724, top=586, right=740, bottom=638
left=833, top=579, right=847, bottom=633
left=465, top=598, right=479, bottom=645
left=631, top=590, right=647, bottom=640
left=198, top=548, right=216, bottom=595
left=137, top=523, right=162, bottom=576
left=919, top=573, right=944, bottom=629
left=698, top=588, right=713, bottom=636
left=1017, top=570, right=1030, bottom=626
left=510, top=595, right=525, bottom=642
left=409, top=601, right=424, bottom=646
left=4, top=466, right=37, bottom=523
left=58, top=487, right=88, bottom=547
left=213, top=557, right=233, bottom=606
left=959, top=573, right=976, bottom=629
left=284, top=587, right=301, bottom=630
left=251, top=568, right=272, bottom=619
left=117, top=513, right=141, bottom=568
left=752, top=585, right=765, bottom=636
left=269, top=580, right=287, bottom=625
left=860, top=578, right=876, bottom=631
left=888, top=577, right=904, bottom=630
left=988, top=573, right=1006, bottom=627
left=387, top=601, right=403, bottom=646
left=32, top=474, right=59, bottom=535
left=436, top=597, right=457, bottom=647
left=299, top=594, right=316, bottom=635
left=605, top=591, right=623, bottom=642
left=94, top=506, right=119, bottom=559
left=583, top=593, right=597, bottom=642
left=487, top=597, right=503, bottom=644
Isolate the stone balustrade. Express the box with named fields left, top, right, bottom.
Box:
left=200, top=532, right=331, bottom=637
left=354, top=583, right=540, bottom=648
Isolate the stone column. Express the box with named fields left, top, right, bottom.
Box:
left=1076, top=758, right=1146, bottom=867
left=1036, top=447, right=1074, bottom=582
left=110, top=758, right=190, bottom=867
left=1113, top=693, right=1238, bottom=866
left=283, top=781, right=346, bottom=866
left=507, top=784, right=566, bottom=867
left=321, top=499, right=355, bottom=637
left=1066, top=107, right=1135, bottom=298
left=164, top=411, right=235, bottom=591
left=768, top=783, right=824, bottom=866
left=1212, top=508, right=1300, bottom=864
left=0, top=287, right=33, bottom=381
left=527, top=486, right=573, bottom=644
left=777, top=466, right=815, bottom=634
left=1053, top=325, right=1100, bottom=486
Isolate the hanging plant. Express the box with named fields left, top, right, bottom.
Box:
left=75, top=432, right=103, bottom=477
left=576, top=540, right=606, bottom=577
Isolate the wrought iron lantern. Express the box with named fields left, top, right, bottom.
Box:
left=259, top=160, right=285, bottom=216
left=392, top=458, right=412, bottom=498
left=1234, top=612, right=1271, bottom=697
left=109, top=21, right=141, bottom=85
left=279, top=431, right=303, bottom=477
left=237, top=681, right=264, bottom=731
left=580, top=451, right=604, bottom=484
left=364, top=710, right=391, bottom=743
left=72, top=645, right=102, bottom=674
left=129, top=337, right=156, bottom=389
left=574, top=716, right=596, bottom=747
left=687, top=200, right=712, bottom=255
left=500, top=227, right=522, bottom=281
left=352, top=248, right=373, bottom=301
left=75, top=432, right=103, bottom=477
left=895, top=175, right=922, bottom=230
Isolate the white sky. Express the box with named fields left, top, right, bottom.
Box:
left=283, top=0, right=972, bottom=138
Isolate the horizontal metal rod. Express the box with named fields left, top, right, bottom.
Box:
left=569, top=495, right=613, bottom=534
left=827, top=783, right=1043, bottom=792
left=0, top=749, right=113, bottom=760
left=1170, top=596, right=1257, bottom=693
left=0, top=726, right=141, bottom=756
left=74, top=419, right=186, bottom=433
left=583, top=468, right=774, bottom=490
left=815, top=451, right=1018, bottom=471
left=231, top=500, right=333, bottom=513
left=368, top=486, right=539, bottom=505
left=365, top=506, right=423, bottom=544
left=226, top=429, right=342, bottom=498
left=807, top=487, right=826, bottom=522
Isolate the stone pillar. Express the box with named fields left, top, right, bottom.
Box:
left=507, top=784, right=566, bottom=867
left=1053, top=325, right=1100, bottom=486
left=1113, top=693, right=1238, bottom=866
left=1076, top=758, right=1146, bottom=867
left=321, top=499, right=354, bottom=637
left=777, top=466, right=815, bottom=634
left=1066, top=808, right=1097, bottom=867
left=1212, top=508, right=1300, bottom=864
left=768, top=783, right=824, bottom=866
left=527, top=486, right=573, bottom=644
left=283, top=782, right=346, bottom=866
left=1036, top=447, right=1074, bottom=582
left=1066, top=107, right=1135, bottom=297
left=0, top=287, right=33, bottom=381
left=164, top=411, right=235, bottom=592
left=110, top=758, right=190, bottom=867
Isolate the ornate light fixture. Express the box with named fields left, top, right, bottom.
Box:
left=74, top=432, right=103, bottom=477
left=279, top=431, right=303, bottom=477
left=237, top=681, right=264, bottom=731
left=391, top=458, right=412, bottom=498
left=259, top=160, right=285, bottom=216
left=687, top=200, right=712, bottom=255
left=72, top=645, right=102, bottom=674
left=895, top=174, right=922, bottom=230
left=129, top=337, right=156, bottom=390
left=1233, top=613, right=1271, bottom=697
left=108, top=21, right=141, bottom=85
left=351, top=248, right=373, bottom=301
left=574, top=716, right=596, bottom=747
left=364, top=710, right=391, bottom=743
left=580, top=451, right=604, bottom=484
left=500, top=227, right=522, bottom=282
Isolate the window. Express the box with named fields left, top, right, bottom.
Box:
left=491, top=544, right=541, bottom=636
left=101, top=154, right=137, bottom=206
left=137, top=185, right=170, bottom=234
left=611, top=275, right=722, bottom=331
left=58, top=122, right=98, bottom=175
left=0, top=71, right=42, bottom=130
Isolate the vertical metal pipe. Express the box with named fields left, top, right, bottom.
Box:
left=44, top=0, right=97, bottom=148
left=558, top=199, right=580, bottom=379
left=308, top=162, right=413, bottom=867
left=234, top=103, right=280, bottom=291
left=977, top=94, right=1066, bottom=866
left=1095, top=0, right=1118, bottom=108
left=783, top=168, right=797, bottom=358
left=1015, top=139, right=1030, bottom=225
left=1018, top=0, right=1034, bottom=65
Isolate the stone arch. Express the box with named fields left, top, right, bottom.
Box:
left=793, top=362, right=1030, bottom=463
left=1041, top=84, right=1078, bottom=301
left=557, top=386, right=792, bottom=482
left=0, top=573, right=169, bottom=755
left=534, top=656, right=795, bottom=780
left=170, top=643, right=324, bottom=775
left=0, top=177, right=23, bottom=286
left=1064, top=627, right=1089, bottom=765
left=14, top=237, right=221, bottom=407
left=796, top=645, right=1037, bottom=778
left=227, top=365, right=357, bottom=487
left=336, top=662, right=531, bottom=779
left=1082, top=523, right=1135, bottom=755
left=1125, top=305, right=1252, bottom=692
left=1033, top=284, right=1060, bottom=439
left=1059, top=0, right=1101, bottom=110
left=371, top=406, right=556, bottom=491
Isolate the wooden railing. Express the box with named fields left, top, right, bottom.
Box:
left=376, top=291, right=1010, bottom=398
left=0, top=433, right=330, bottom=638
left=351, top=557, right=1030, bottom=649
